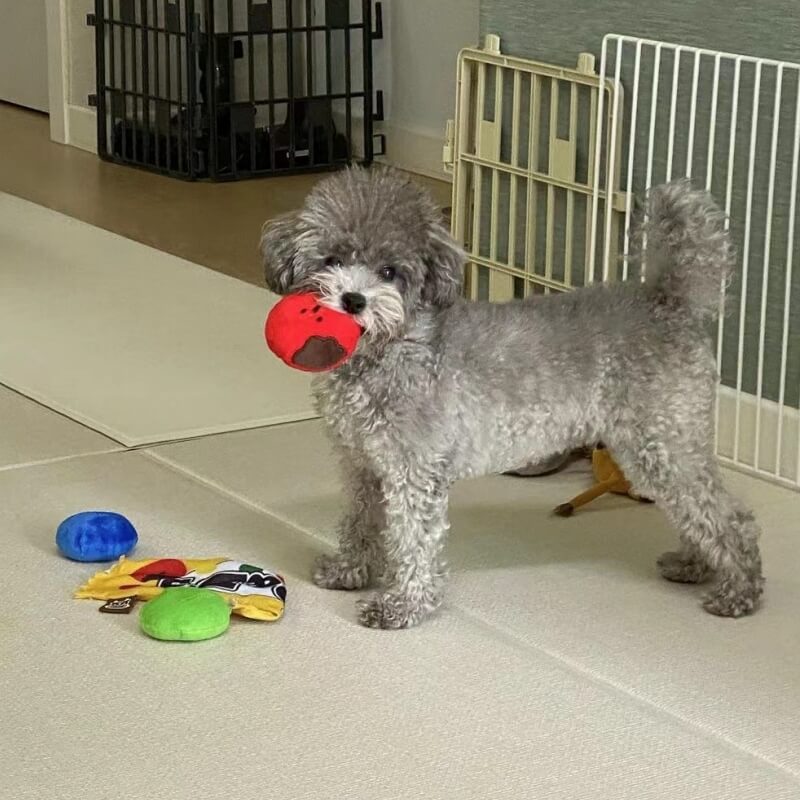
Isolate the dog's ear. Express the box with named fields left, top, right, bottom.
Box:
left=260, top=211, right=305, bottom=295
left=422, top=224, right=465, bottom=307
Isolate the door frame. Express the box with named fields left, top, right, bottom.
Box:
left=45, top=0, right=68, bottom=143
left=45, top=0, right=97, bottom=151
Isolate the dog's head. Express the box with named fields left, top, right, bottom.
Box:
left=260, top=166, right=464, bottom=342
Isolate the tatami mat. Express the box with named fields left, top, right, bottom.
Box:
left=154, top=419, right=800, bottom=780
left=0, top=385, right=119, bottom=470
left=0, top=192, right=314, bottom=445
left=2, top=450, right=798, bottom=800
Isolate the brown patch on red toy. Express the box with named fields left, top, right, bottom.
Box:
left=265, top=293, right=362, bottom=372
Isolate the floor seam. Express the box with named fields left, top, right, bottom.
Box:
left=142, top=447, right=800, bottom=786
left=0, top=446, right=129, bottom=474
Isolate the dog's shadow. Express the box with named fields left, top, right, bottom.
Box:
left=446, top=489, right=672, bottom=577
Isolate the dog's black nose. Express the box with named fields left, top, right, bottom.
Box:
left=341, top=292, right=367, bottom=314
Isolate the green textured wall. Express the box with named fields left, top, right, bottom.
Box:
left=479, top=1, right=800, bottom=66
left=478, top=1, right=800, bottom=405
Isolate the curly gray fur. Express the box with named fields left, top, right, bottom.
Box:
left=634, top=178, right=736, bottom=320
left=261, top=166, right=764, bottom=629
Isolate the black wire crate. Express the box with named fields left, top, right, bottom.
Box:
left=90, top=0, right=382, bottom=180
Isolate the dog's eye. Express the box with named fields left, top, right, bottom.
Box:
left=379, top=265, right=396, bottom=282
left=324, top=256, right=343, bottom=268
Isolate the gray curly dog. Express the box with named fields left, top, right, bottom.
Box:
left=260, top=167, right=764, bottom=629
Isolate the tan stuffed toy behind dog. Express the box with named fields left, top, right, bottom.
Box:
left=554, top=445, right=651, bottom=516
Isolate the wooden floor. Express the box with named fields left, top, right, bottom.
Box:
left=0, top=103, right=451, bottom=286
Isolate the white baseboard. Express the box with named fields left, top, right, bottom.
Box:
left=66, top=104, right=97, bottom=153
left=380, top=123, right=450, bottom=182
left=716, top=385, right=799, bottom=486
left=61, top=105, right=447, bottom=185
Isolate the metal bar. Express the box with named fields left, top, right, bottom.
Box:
left=185, top=0, right=196, bottom=177
left=305, top=0, right=314, bottom=166
left=705, top=54, right=721, bottom=191
left=510, top=70, right=521, bottom=167
left=266, top=14, right=275, bottom=171
left=247, top=0, right=256, bottom=172
left=781, top=83, right=800, bottom=478
left=94, top=0, right=108, bottom=157
left=644, top=45, right=662, bottom=197
left=601, top=41, right=622, bottom=281
left=459, top=152, right=611, bottom=197
left=525, top=74, right=541, bottom=291
left=120, top=3, right=128, bottom=161
left=466, top=253, right=572, bottom=294
left=451, top=51, right=474, bottom=294
left=362, top=0, right=374, bottom=163
left=471, top=164, right=484, bottom=287
left=607, top=32, right=800, bottom=72
left=685, top=50, right=701, bottom=176
left=665, top=46, right=681, bottom=180
left=714, top=57, right=742, bottom=446
left=622, top=40, right=643, bottom=279
left=142, top=0, right=152, bottom=166
left=462, top=48, right=616, bottom=88
left=343, top=14, right=352, bottom=158
left=151, top=0, right=160, bottom=168
left=131, top=1, right=141, bottom=161
left=584, top=79, right=598, bottom=285
left=203, top=0, right=215, bottom=177
left=545, top=79, right=558, bottom=281
left=175, top=2, right=184, bottom=174
left=470, top=61, right=488, bottom=295
left=565, top=81, right=577, bottom=284
left=287, top=0, right=296, bottom=168
left=733, top=61, right=762, bottom=464
left=228, top=0, right=237, bottom=177
left=640, top=44, right=663, bottom=282
left=164, top=1, right=171, bottom=172
left=325, top=4, right=333, bottom=163
left=775, top=81, right=800, bottom=484
left=588, top=38, right=608, bottom=284
left=753, top=66, right=783, bottom=469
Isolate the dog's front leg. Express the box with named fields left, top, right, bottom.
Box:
left=357, top=468, right=449, bottom=629
left=313, top=459, right=384, bottom=591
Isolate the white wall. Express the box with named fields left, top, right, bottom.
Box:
left=382, top=0, right=479, bottom=178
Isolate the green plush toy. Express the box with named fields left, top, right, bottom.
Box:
left=139, top=587, right=231, bottom=642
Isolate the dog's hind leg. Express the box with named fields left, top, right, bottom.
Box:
left=611, top=440, right=764, bottom=617
left=357, top=466, right=449, bottom=629
left=657, top=544, right=712, bottom=584
left=313, top=457, right=384, bottom=591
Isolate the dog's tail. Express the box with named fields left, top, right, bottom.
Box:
left=634, top=179, right=735, bottom=321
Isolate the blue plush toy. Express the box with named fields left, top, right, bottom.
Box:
left=56, top=511, right=138, bottom=562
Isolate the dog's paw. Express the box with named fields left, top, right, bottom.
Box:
left=356, top=591, right=435, bottom=629
left=657, top=551, right=711, bottom=584
left=312, top=553, right=370, bottom=591
left=702, top=575, right=764, bottom=618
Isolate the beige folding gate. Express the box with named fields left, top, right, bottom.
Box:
left=444, top=35, right=626, bottom=301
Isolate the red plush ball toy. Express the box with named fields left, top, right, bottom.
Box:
left=265, top=293, right=362, bottom=372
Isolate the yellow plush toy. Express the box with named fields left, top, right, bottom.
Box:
left=554, top=445, right=651, bottom=516
left=76, top=556, right=286, bottom=621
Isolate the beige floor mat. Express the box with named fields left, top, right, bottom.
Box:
left=154, top=419, right=800, bottom=780
left=0, top=192, right=315, bottom=445
left=0, top=386, right=118, bottom=470
left=2, top=449, right=797, bottom=800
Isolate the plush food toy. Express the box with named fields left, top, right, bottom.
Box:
left=140, top=587, right=231, bottom=642
left=76, top=557, right=286, bottom=621
left=554, top=445, right=652, bottom=516
left=56, top=511, right=138, bottom=562
left=265, top=293, right=361, bottom=372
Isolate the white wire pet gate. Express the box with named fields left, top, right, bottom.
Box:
left=592, top=35, right=800, bottom=491
left=447, top=35, right=800, bottom=491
